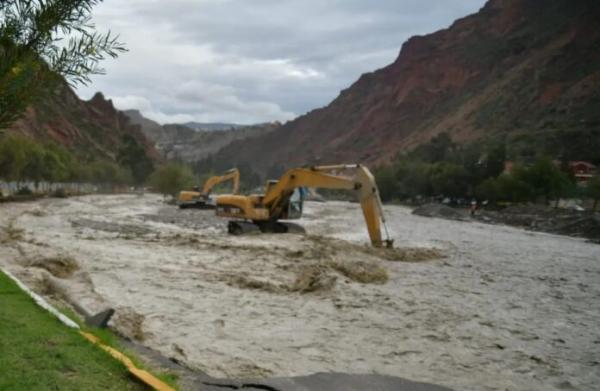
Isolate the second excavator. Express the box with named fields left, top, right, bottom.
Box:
left=215, top=164, right=393, bottom=248
left=178, top=168, right=240, bottom=209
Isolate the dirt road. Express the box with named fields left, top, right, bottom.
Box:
left=1, top=194, right=598, bottom=390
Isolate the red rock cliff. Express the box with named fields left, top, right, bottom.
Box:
left=7, top=82, right=158, bottom=161
left=208, top=0, right=600, bottom=173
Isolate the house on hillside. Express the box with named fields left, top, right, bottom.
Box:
left=503, top=161, right=515, bottom=174
left=569, top=161, right=596, bottom=184
left=503, top=160, right=596, bottom=184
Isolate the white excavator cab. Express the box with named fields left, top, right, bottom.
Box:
left=265, top=180, right=304, bottom=220
left=287, top=188, right=305, bottom=219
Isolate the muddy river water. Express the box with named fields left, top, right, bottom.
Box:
left=1, top=194, right=599, bottom=390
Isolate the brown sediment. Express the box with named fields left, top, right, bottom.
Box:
left=374, top=247, right=446, bottom=262
left=303, top=235, right=445, bottom=263
left=27, top=256, right=79, bottom=278
left=213, top=234, right=442, bottom=294
left=113, top=307, right=146, bottom=341
left=329, top=260, right=388, bottom=284
left=225, top=275, right=285, bottom=293
left=0, top=220, right=25, bottom=243
left=225, top=265, right=337, bottom=294
left=229, top=363, right=274, bottom=378
left=25, top=208, right=47, bottom=217
left=71, top=218, right=154, bottom=236
left=291, top=265, right=337, bottom=293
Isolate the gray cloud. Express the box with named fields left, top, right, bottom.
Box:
left=77, top=0, right=486, bottom=124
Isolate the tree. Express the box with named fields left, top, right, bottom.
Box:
left=374, top=166, right=398, bottom=202
left=22, top=140, right=46, bottom=187
left=0, top=134, right=78, bottom=191
left=1, top=0, right=126, bottom=129
left=482, top=141, right=506, bottom=179
left=495, top=174, right=533, bottom=203
left=410, top=132, right=456, bottom=163
left=117, top=135, right=154, bottom=186
left=394, top=160, right=433, bottom=198
left=514, top=157, right=573, bottom=204
left=150, top=163, right=195, bottom=199
left=72, top=162, right=92, bottom=184
left=43, top=142, right=76, bottom=183
left=0, top=133, right=30, bottom=183
left=586, top=176, right=600, bottom=211
left=476, top=174, right=533, bottom=203
left=87, top=160, right=131, bottom=191
left=475, top=177, right=500, bottom=203
left=429, top=162, right=470, bottom=198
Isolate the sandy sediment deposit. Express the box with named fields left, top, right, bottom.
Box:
left=1, top=194, right=599, bottom=391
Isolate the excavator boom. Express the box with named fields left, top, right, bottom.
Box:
left=201, top=168, right=240, bottom=195
left=216, top=164, right=392, bottom=247
left=178, top=168, right=240, bottom=209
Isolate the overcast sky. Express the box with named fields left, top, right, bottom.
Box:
left=77, top=0, right=486, bottom=125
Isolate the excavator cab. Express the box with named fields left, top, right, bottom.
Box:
left=287, top=187, right=305, bottom=219
left=265, top=180, right=304, bottom=220
left=265, top=180, right=279, bottom=194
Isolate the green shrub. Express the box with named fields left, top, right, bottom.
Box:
left=16, top=187, right=32, bottom=196
left=150, top=163, right=195, bottom=199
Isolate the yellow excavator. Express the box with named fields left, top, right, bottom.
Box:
left=215, top=164, right=393, bottom=247
left=178, top=168, right=240, bottom=209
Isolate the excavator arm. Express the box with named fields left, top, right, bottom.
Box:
left=262, top=164, right=392, bottom=247
left=217, top=165, right=392, bottom=247
left=178, top=168, right=240, bottom=208
left=202, top=168, right=240, bottom=195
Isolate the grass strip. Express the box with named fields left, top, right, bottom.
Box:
left=0, top=270, right=146, bottom=390
left=54, top=306, right=179, bottom=389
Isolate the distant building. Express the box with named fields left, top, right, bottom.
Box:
left=503, top=161, right=514, bottom=174
left=503, top=160, right=596, bottom=184
left=569, top=161, right=596, bottom=184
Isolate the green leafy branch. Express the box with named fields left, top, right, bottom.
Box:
left=0, top=0, right=127, bottom=129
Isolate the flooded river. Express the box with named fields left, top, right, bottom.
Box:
left=1, top=194, right=598, bottom=390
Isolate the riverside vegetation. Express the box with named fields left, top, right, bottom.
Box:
left=374, top=133, right=600, bottom=208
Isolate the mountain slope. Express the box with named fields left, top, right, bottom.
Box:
left=182, top=122, right=245, bottom=132
left=158, top=122, right=280, bottom=162
left=207, top=0, right=600, bottom=174
left=124, top=110, right=281, bottom=162
left=7, top=83, right=158, bottom=161
left=122, top=109, right=165, bottom=143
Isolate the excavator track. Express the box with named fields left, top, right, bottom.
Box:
left=179, top=201, right=214, bottom=210
left=227, top=221, right=261, bottom=235
left=227, top=221, right=306, bottom=235
left=274, top=222, right=306, bottom=234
